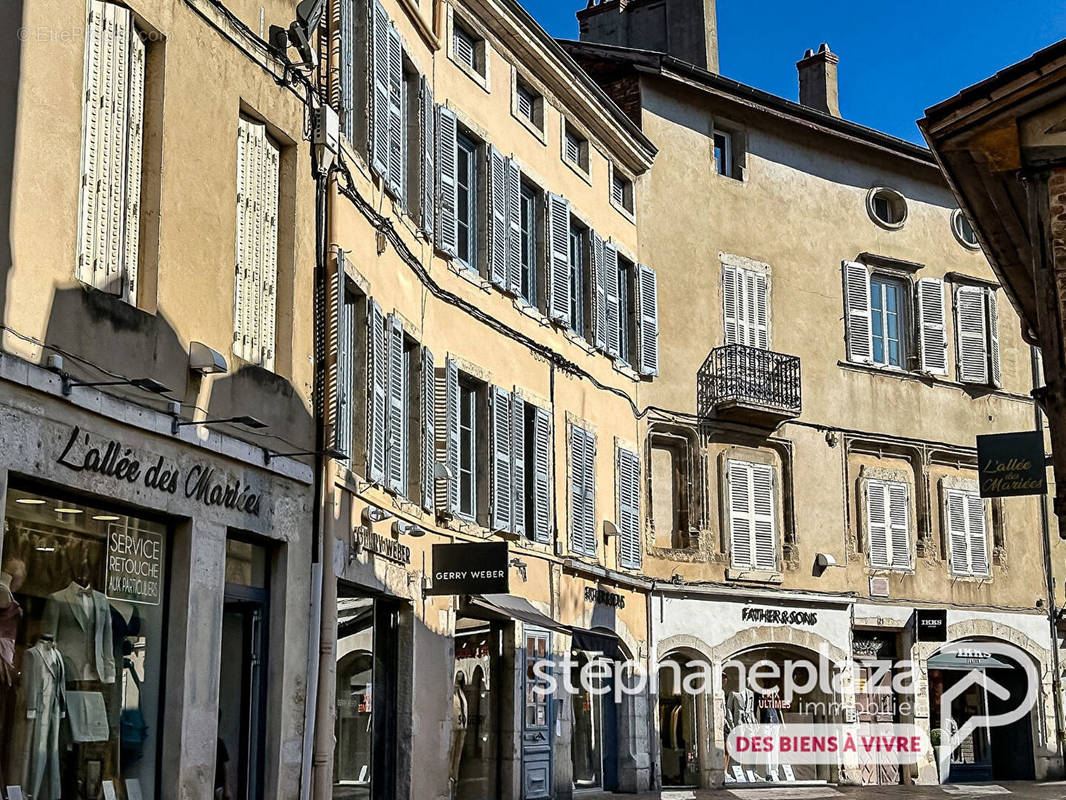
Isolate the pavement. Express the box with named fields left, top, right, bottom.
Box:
left=578, top=783, right=1066, bottom=800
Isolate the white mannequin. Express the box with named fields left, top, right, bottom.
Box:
left=22, top=636, right=66, bottom=800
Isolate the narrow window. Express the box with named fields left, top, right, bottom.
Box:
left=570, top=222, right=587, bottom=336
left=870, top=275, right=906, bottom=367
left=456, top=132, right=479, bottom=271
left=458, top=378, right=478, bottom=519
left=520, top=182, right=539, bottom=307
left=611, top=168, right=634, bottom=214
left=713, top=130, right=733, bottom=178
left=453, top=19, right=478, bottom=71
left=618, top=257, right=635, bottom=366
left=563, top=122, right=589, bottom=173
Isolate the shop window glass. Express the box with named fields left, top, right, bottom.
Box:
left=0, top=486, right=167, bottom=799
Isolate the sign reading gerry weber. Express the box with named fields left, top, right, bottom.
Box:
left=976, top=431, right=1047, bottom=498
left=426, top=541, right=509, bottom=596
left=56, top=425, right=262, bottom=516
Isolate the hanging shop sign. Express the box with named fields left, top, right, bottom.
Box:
left=106, top=523, right=163, bottom=605
left=741, top=605, right=818, bottom=626
left=914, top=609, right=948, bottom=642
left=426, top=541, right=509, bottom=595
left=585, top=586, right=625, bottom=608
left=57, top=426, right=262, bottom=515
left=352, top=527, right=411, bottom=565
left=976, top=431, right=1047, bottom=498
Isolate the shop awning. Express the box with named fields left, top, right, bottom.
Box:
left=927, top=651, right=1015, bottom=671
left=571, top=628, right=621, bottom=661
left=461, top=594, right=570, bottom=634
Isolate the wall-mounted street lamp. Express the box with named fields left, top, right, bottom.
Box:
left=171, top=411, right=268, bottom=436
left=48, top=355, right=171, bottom=398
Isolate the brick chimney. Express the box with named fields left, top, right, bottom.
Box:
left=796, top=43, right=840, bottom=117
left=578, top=0, right=719, bottom=74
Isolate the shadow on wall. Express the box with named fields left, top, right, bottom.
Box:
left=41, top=284, right=314, bottom=454
left=0, top=0, right=23, bottom=327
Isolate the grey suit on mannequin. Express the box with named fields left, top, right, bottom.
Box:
left=43, top=581, right=115, bottom=684
left=22, top=640, right=67, bottom=800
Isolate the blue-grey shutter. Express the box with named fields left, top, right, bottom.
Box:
left=605, top=243, right=621, bottom=358
left=956, top=285, right=989, bottom=384
left=436, top=107, right=458, bottom=257
left=369, top=0, right=390, bottom=178
left=636, top=263, right=659, bottom=376
left=339, top=0, right=354, bottom=142
left=570, top=425, right=596, bottom=556
left=385, top=313, right=406, bottom=494
left=512, top=392, right=526, bottom=539
left=916, top=278, right=948, bottom=376
left=506, top=159, right=523, bottom=294
left=386, top=24, right=404, bottom=198
left=490, top=386, right=513, bottom=531
left=436, top=357, right=460, bottom=514
left=366, top=299, right=387, bottom=484
left=547, top=193, right=571, bottom=325
left=581, top=428, right=598, bottom=555
left=617, top=447, right=641, bottom=569
left=532, top=406, right=551, bottom=544
left=419, top=79, right=435, bottom=239
left=488, top=146, right=509, bottom=288
left=591, top=232, right=607, bottom=351
left=843, top=260, right=873, bottom=363
left=334, top=255, right=355, bottom=459
left=421, top=347, right=435, bottom=511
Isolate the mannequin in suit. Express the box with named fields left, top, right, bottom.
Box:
left=725, top=688, right=756, bottom=776
left=448, top=677, right=469, bottom=798
left=22, top=636, right=67, bottom=800
left=0, top=558, right=27, bottom=791
left=42, top=553, right=115, bottom=684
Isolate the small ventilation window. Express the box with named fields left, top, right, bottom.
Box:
left=952, top=209, right=980, bottom=249
left=867, top=187, right=908, bottom=229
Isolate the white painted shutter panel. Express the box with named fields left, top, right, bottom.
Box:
left=420, top=348, right=436, bottom=511
left=532, top=407, right=552, bottom=545
left=637, top=263, right=660, bottom=376
left=605, top=243, right=621, bottom=358
left=728, top=461, right=754, bottom=570
left=916, top=278, right=948, bottom=375
left=752, top=463, right=776, bottom=570
left=946, top=490, right=970, bottom=575
left=335, top=261, right=355, bottom=460
left=233, top=119, right=259, bottom=363
left=753, top=271, right=769, bottom=350
left=339, top=0, right=354, bottom=142
left=866, top=481, right=891, bottom=569
left=547, top=193, right=572, bottom=325
left=385, top=314, right=407, bottom=494
left=888, top=482, right=910, bottom=570
left=369, top=0, right=390, bottom=178
left=419, top=80, right=435, bottom=238
left=100, top=2, right=129, bottom=296
left=436, top=107, right=459, bottom=257
left=506, top=159, right=523, bottom=294
left=487, top=146, right=509, bottom=288
left=582, top=428, right=598, bottom=556
left=987, top=289, right=1002, bottom=388
left=259, top=133, right=280, bottom=370
left=244, top=122, right=265, bottom=366
left=722, top=263, right=739, bottom=346
left=590, top=232, right=607, bottom=351
left=570, top=426, right=596, bottom=555
left=966, top=494, right=989, bottom=576
left=122, top=28, right=145, bottom=304
left=386, top=24, right=403, bottom=197
left=490, top=386, right=513, bottom=531
left=511, top=393, right=526, bottom=539
left=366, top=299, right=387, bottom=485
left=843, top=260, right=873, bottom=363
left=436, top=358, right=460, bottom=514
left=617, top=447, right=641, bottom=569
left=78, top=2, right=106, bottom=287
left=956, top=285, right=989, bottom=384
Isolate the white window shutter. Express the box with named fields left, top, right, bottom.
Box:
left=843, top=260, right=873, bottom=363
left=233, top=118, right=261, bottom=364
left=338, top=0, right=354, bottom=142
left=490, top=386, right=513, bottom=531
left=727, top=460, right=753, bottom=569
left=386, top=24, right=403, bottom=197
left=505, top=159, right=523, bottom=294
left=100, top=2, right=129, bottom=296
left=946, top=490, right=971, bottom=575
left=753, top=271, right=769, bottom=350
left=605, top=243, right=621, bottom=358
left=752, top=463, right=776, bottom=570
left=334, top=257, right=355, bottom=460
left=487, top=146, right=509, bottom=288
left=366, top=299, right=388, bottom=485
left=78, top=2, right=106, bottom=287
left=420, top=348, right=436, bottom=512
left=967, top=494, right=989, bottom=576
left=122, top=29, right=145, bottom=304
left=582, top=428, right=597, bottom=556
left=916, top=278, right=948, bottom=375
left=385, top=314, right=406, bottom=494
left=436, top=106, right=458, bottom=257
left=956, top=285, right=989, bottom=384
left=617, top=447, right=641, bottom=569
left=590, top=231, right=607, bottom=351
left=532, top=406, right=552, bottom=545
left=258, top=134, right=280, bottom=370
left=866, top=481, right=891, bottom=569
left=570, top=425, right=596, bottom=556
left=636, top=263, right=660, bottom=376
left=888, top=482, right=910, bottom=570
left=987, top=289, right=1001, bottom=387
left=547, top=193, right=572, bottom=325
left=722, top=263, right=739, bottom=346
left=436, top=357, right=460, bottom=514
left=419, top=79, right=435, bottom=239
left=370, top=0, right=390, bottom=178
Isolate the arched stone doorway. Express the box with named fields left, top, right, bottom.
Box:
left=657, top=651, right=709, bottom=788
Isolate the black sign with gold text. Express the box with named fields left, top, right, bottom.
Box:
left=976, top=431, right=1047, bottom=498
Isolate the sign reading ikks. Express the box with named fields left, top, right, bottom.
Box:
left=57, top=425, right=263, bottom=515
left=426, top=542, right=509, bottom=596
left=976, top=431, right=1047, bottom=498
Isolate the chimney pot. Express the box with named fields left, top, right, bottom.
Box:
left=797, top=42, right=840, bottom=117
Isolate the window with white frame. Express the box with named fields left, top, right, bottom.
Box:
left=865, top=479, right=911, bottom=570
left=722, top=258, right=769, bottom=349
left=610, top=166, right=634, bottom=215
left=726, top=459, right=776, bottom=572
left=451, top=14, right=485, bottom=78
left=233, top=117, right=280, bottom=370
left=514, top=75, right=543, bottom=132
left=77, top=0, right=146, bottom=304
left=713, top=130, right=733, bottom=178
left=954, top=284, right=1001, bottom=387
left=945, top=489, right=990, bottom=577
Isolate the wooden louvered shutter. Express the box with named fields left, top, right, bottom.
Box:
left=385, top=314, right=407, bottom=494
left=339, top=0, right=354, bottom=141
left=547, top=193, right=572, bottom=325
left=436, top=358, right=460, bottom=514
left=888, top=482, right=910, bottom=570
left=916, top=278, right=948, bottom=375
left=512, top=393, right=526, bottom=539
left=967, top=494, right=989, bottom=576
left=506, top=159, right=523, bottom=294
left=366, top=299, right=387, bottom=485
left=334, top=257, right=355, bottom=460
left=582, top=428, right=598, bottom=556
left=532, top=407, right=552, bottom=545
left=723, top=263, right=739, bottom=345
left=78, top=2, right=106, bottom=288
left=100, top=2, right=129, bottom=296
left=370, top=0, right=390, bottom=178
left=233, top=119, right=260, bottom=364
left=753, top=271, right=769, bottom=350
left=728, top=460, right=754, bottom=569
left=122, top=27, right=144, bottom=304
left=605, top=243, right=621, bottom=358
left=419, top=79, right=435, bottom=238
left=386, top=24, right=403, bottom=197
left=490, top=386, right=513, bottom=531
left=956, top=285, right=989, bottom=384
left=946, top=490, right=971, bottom=575
left=570, top=425, right=596, bottom=556
left=259, top=133, right=280, bottom=370
left=843, top=260, right=873, bottom=363
left=617, top=447, right=641, bottom=569
left=590, top=232, right=607, bottom=351
left=420, top=348, right=436, bottom=511
left=987, top=289, right=1001, bottom=387
left=487, top=146, right=509, bottom=288
left=866, top=481, right=891, bottom=569
left=436, top=107, right=459, bottom=257
left=636, top=264, right=660, bottom=376
left=751, top=463, right=776, bottom=570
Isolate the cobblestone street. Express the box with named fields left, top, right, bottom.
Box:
left=581, top=785, right=1066, bottom=800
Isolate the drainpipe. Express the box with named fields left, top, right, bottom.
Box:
left=1033, top=344, right=1065, bottom=762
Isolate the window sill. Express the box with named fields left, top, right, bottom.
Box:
left=950, top=572, right=993, bottom=583
left=450, top=54, right=490, bottom=94
left=448, top=259, right=491, bottom=292
left=513, top=298, right=550, bottom=325
left=866, top=566, right=914, bottom=577
left=562, top=156, right=592, bottom=186
left=512, top=108, right=547, bottom=145
left=610, top=197, right=636, bottom=224
left=725, top=568, right=783, bottom=584
left=562, top=327, right=596, bottom=354
left=837, top=359, right=1011, bottom=395
left=612, top=359, right=639, bottom=382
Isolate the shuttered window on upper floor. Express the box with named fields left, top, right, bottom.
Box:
left=726, top=459, right=776, bottom=572
left=945, top=489, right=990, bottom=577
left=865, top=479, right=911, bottom=571
left=569, top=424, right=597, bottom=557
left=77, top=0, right=146, bottom=305
left=954, top=284, right=1001, bottom=387
left=723, top=261, right=769, bottom=350
left=616, top=446, right=641, bottom=569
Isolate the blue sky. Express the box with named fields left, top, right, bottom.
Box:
left=523, top=1, right=1066, bottom=143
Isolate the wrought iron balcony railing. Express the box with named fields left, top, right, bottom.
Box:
left=698, top=343, right=802, bottom=420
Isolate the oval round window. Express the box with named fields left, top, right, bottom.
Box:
left=867, top=187, right=908, bottom=229
left=952, top=208, right=980, bottom=249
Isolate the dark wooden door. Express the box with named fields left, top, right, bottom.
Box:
left=856, top=663, right=901, bottom=786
